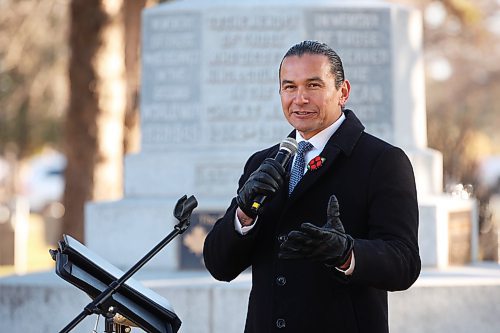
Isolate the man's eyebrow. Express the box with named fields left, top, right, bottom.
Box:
left=306, top=76, right=324, bottom=83
left=281, top=79, right=295, bottom=85
left=281, top=77, right=325, bottom=85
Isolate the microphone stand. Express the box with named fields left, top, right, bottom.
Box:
left=59, top=195, right=198, bottom=333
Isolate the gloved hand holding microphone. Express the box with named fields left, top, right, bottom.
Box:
left=236, top=138, right=297, bottom=223
left=236, top=158, right=286, bottom=221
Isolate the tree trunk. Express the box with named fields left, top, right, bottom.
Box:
left=62, top=0, right=126, bottom=242
left=123, top=0, right=147, bottom=154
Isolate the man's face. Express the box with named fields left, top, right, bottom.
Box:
left=279, top=54, right=350, bottom=140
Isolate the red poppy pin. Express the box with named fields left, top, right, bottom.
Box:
left=307, top=156, right=326, bottom=171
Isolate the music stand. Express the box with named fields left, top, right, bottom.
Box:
left=51, top=195, right=198, bottom=333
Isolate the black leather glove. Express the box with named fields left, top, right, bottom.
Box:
left=279, top=195, right=354, bottom=267
left=236, top=158, right=286, bottom=218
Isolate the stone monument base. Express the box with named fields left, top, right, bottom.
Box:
left=1, top=264, right=499, bottom=333
left=419, top=195, right=478, bottom=267
left=85, top=194, right=478, bottom=270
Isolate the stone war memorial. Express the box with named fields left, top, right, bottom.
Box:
left=1, top=1, right=500, bottom=332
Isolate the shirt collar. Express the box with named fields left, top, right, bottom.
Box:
left=295, top=112, right=346, bottom=151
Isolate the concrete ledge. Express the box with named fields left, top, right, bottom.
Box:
left=390, top=264, right=500, bottom=333
left=1, top=264, right=499, bottom=333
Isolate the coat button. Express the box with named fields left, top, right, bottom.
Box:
left=276, top=318, right=286, bottom=329
left=278, top=235, right=288, bottom=243
left=276, top=276, right=287, bottom=286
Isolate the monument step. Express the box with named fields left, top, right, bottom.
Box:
left=0, top=264, right=499, bottom=333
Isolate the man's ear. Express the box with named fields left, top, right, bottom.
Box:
left=339, top=80, right=351, bottom=107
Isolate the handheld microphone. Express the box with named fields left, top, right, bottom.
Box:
left=250, top=137, right=298, bottom=215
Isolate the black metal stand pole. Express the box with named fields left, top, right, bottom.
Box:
left=59, top=195, right=198, bottom=333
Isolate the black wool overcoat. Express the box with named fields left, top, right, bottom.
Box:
left=203, top=110, right=421, bottom=333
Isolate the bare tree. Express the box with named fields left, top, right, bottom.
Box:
left=62, top=0, right=154, bottom=241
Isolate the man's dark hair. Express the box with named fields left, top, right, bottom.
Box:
left=279, top=40, right=345, bottom=89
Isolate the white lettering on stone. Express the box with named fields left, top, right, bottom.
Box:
left=149, top=15, right=198, bottom=32
left=206, top=104, right=262, bottom=121
left=142, top=104, right=199, bottom=122
left=340, top=49, right=390, bottom=65
left=207, top=68, right=276, bottom=84
left=209, top=51, right=284, bottom=66
left=229, top=85, right=276, bottom=101
left=196, top=164, right=242, bottom=190
left=143, top=124, right=200, bottom=144
left=345, top=67, right=371, bottom=82
left=208, top=123, right=291, bottom=144
left=314, top=31, right=384, bottom=47
left=209, top=14, right=298, bottom=31
left=147, top=32, right=198, bottom=50
left=153, top=67, right=191, bottom=82
left=219, top=32, right=289, bottom=49
left=313, top=12, right=381, bottom=29
left=152, top=85, right=192, bottom=102
left=143, top=51, right=199, bottom=66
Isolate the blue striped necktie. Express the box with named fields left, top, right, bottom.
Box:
left=288, top=141, right=313, bottom=195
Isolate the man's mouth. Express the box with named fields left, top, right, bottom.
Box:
left=292, top=110, right=315, bottom=116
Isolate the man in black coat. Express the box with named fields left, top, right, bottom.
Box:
left=203, top=40, right=421, bottom=333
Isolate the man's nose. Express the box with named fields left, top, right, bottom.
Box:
left=293, top=87, right=309, bottom=105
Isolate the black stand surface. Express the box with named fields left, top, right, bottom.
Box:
left=50, top=195, right=198, bottom=333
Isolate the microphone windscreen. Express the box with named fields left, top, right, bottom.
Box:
left=279, top=137, right=298, bottom=156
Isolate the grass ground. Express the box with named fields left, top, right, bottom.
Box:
left=0, top=213, right=55, bottom=277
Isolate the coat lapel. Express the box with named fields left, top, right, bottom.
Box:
left=285, top=109, right=365, bottom=209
